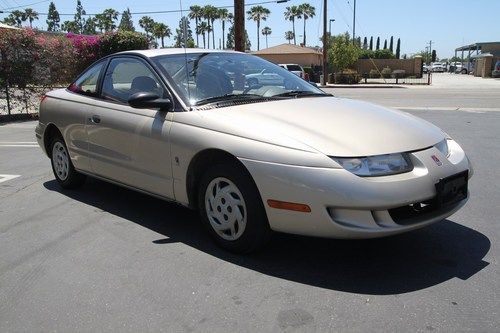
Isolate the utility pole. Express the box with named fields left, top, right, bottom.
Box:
left=352, top=0, right=356, bottom=43
left=321, top=0, right=328, bottom=86
left=234, top=0, right=245, bottom=52
left=429, top=40, right=433, bottom=63
left=329, top=19, right=335, bottom=36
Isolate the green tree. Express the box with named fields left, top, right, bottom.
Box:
left=389, top=36, right=394, bottom=53
left=61, top=20, right=79, bottom=33
left=74, top=0, right=86, bottom=33
left=226, top=24, right=250, bottom=50
left=82, top=17, right=97, bottom=34
left=196, top=21, right=209, bottom=48
left=285, top=31, right=294, bottom=44
left=46, top=2, right=60, bottom=31
left=189, top=5, right=204, bottom=47
left=383, top=39, right=387, bottom=49
left=218, top=8, right=233, bottom=50
left=363, top=37, right=367, bottom=49
left=96, top=9, right=118, bottom=32
left=24, top=8, right=39, bottom=28
left=376, top=36, right=380, bottom=50
left=395, top=38, right=401, bottom=59
left=119, top=8, right=135, bottom=32
left=139, top=16, right=155, bottom=37
left=153, top=22, right=171, bottom=48
left=5, top=10, right=26, bottom=27
left=369, top=36, right=373, bottom=50
left=203, top=5, right=218, bottom=49
left=174, top=17, right=194, bottom=48
left=284, top=5, right=301, bottom=45
left=261, top=26, right=272, bottom=49
left=328, top=33, right=359, bottom=72
left=247, top=5, right=270, bottom=51
left=298, top=3, right=315, bottom=46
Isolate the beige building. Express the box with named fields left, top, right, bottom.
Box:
left=253, top=44, right=323, bottom=67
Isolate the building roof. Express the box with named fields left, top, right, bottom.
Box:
left=0, top=22, right=20, bottom=30
left=455, top=42, right=500, bottom=52
left=253, top=43, right=322, bottom=55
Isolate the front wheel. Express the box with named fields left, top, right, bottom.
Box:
left=50, top=136, right=86, bottom=189
left=198, top=163, right=272, bottom=253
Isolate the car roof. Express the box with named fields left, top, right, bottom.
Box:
left=116, top=48, right=242, bottom=58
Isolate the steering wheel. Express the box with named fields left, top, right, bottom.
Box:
left=242, top=83, right=263, bottom=94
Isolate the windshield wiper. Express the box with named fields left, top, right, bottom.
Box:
left=272, top=91, right=331, bottom=98
left=195, top=94, right=266, bottom=106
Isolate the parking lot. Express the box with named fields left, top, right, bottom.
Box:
left=1, top=80, right=499, bottom=331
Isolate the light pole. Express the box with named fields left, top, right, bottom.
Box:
left=352, top=0, right=356, bottom=44
left=329, top=19, right=335, bottom=36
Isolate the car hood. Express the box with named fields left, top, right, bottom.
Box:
left=190, top=97, right=445, bottom=157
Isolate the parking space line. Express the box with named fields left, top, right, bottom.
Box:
left=0, top=174, right=21, bottom=183
left=0, top=142, right=38, bottom=147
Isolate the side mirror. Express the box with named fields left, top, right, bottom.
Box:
left=128, top=92, right=172, bottom=111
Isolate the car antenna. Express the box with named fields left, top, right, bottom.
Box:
left=179, top=0, right=192, bottom=110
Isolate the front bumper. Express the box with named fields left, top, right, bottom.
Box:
left=35, top=122, right=47, bottom=155
left=240, top=140, right=471, bottom=239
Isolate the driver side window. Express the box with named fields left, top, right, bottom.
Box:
left=101, top=57, right=165, bottom=104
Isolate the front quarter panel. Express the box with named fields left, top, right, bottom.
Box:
left=170, top=111, right=338, bottom=205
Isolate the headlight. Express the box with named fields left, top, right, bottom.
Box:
left=435, top=139, right=450, bottom=157
left=331, top=153, right=413, bottom=177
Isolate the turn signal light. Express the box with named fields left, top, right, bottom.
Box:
left=267, top=200, right=311, bottom=213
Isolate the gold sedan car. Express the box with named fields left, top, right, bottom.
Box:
left=36, top=49, right=472, bottom=253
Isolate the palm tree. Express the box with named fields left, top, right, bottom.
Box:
left=261, top=26, right=272, bottom=49
left=218, top=8, right=233, bottom=50
left=24, top=8, right=38, bottom=28
left=139, top=16, right=155, bottom=37
left=189, top=5, right=203, bottom=47
left=247, top=5, right=270, bottom=51
left=196, top=22, right=209, bottom=48
left=298, top=3, right=315, bottom=46
left=153, top=22, right=171, bottom=48
left=285, top=31, right=294, bottom=44
left=284, top=6, right=301, bottom=45
left=203, top=5, right=218, bottom=49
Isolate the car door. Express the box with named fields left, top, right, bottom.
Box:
left=60, top=60, right=106, bottom=173
left=87, top=56, right=175, bottom=199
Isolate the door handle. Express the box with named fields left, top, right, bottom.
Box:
left=90, top=115, right=101, bottom=124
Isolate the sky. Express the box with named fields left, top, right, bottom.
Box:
left=1, top=0, right=499, bottom=58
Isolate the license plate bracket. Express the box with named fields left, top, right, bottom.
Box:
left=435, top=170, right=468, bottom=207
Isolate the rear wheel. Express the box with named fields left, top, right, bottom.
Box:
left=50, top=136, right=86, bottom=189
left=198, top=163, right=272, bottom=253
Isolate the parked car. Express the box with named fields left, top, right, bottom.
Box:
left=245, top=68, right=284, bottom=86
left=36, top=49, right=472, bottom=253
left=431, top=62, right=445, bottom=72
left=493, top=60, right=500, bottom=78
left=279, top=63, right=306, bottom=79
left=422, top=64, right=429, bottom=74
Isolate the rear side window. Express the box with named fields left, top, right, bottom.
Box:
left=68, top=62, right=104, bottom=96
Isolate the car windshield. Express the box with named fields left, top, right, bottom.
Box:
left=152, top=52, right=325, bottom=106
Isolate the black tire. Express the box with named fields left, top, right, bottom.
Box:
left=49, top=135, right=86, bottom=189
left=198, top=163, right=272, bottom=253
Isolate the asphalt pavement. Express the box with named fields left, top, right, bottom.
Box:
left=1, top=88, right=499, bottom=331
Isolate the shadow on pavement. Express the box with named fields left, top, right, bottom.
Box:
left=44, top=178, right=490, bottom=295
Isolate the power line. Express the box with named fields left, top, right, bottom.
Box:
left=0, top=0, right=50, bottom=10
left=0, top=0, right=285, bottom=15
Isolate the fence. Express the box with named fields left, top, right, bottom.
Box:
left=0, top=85, right=57, bottom=120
